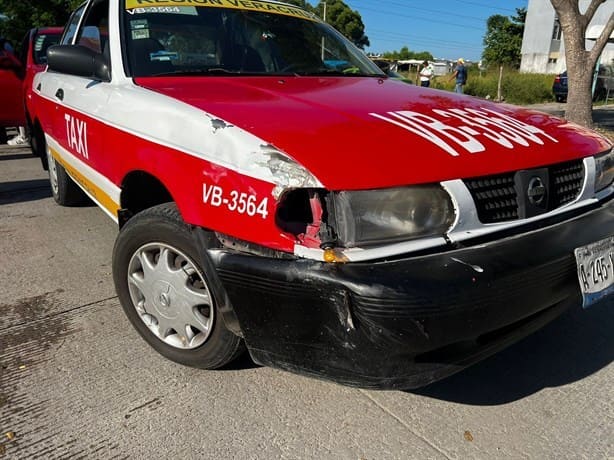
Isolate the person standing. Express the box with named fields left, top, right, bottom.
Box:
left=450, top=58, right=467, bottom=94
left=419, top=60, right=433, bottom=87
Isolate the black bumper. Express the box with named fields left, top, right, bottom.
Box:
left=209, top=199, right=614, bottom=389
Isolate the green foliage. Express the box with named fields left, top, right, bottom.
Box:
left=314, top=0, right=369, bottom=49
left=256, top=0, right=371, bottom=51
left=0, top=0, right=80, bottom=46
left=283, top=0, right=313, bottom=9
left=431, top=68, right=555, bottom=105
left=382, top=46, right=433, bottom=61
left=482, top=8, right=525, bottom=68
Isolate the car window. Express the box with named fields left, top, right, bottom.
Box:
left=62, top=3, right=87, bottom=45
left=121, top=1, right=383, bottom=78
left=33, top=33, right=62, bottom=65
left=76, top=0, right=109, bottom=54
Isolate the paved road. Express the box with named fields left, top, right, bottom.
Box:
left=0, top=143, right=612, bottom=459
left=528, top=102, right=614, bottom=131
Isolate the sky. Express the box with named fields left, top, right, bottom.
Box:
left=311, top=0, right=530, bottom=62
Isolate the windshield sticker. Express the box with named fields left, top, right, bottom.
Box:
left=125, top=0, right=321, bottom=22
left=127, top=6, right=198, bottom=15
left=132, top=29, right=150, bottom=39
left=149, top=50, right=179, bottom=61
left=130, top=19, right=149, bottom=29
left=150, top=50, right=179, bottom=61
left=370, top=108, right=558, bottom=157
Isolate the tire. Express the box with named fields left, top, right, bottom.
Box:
left=45, top=140, right=88, bottom=206
left=112, top=203, right=244, bottom=369
left=0, top=127, right=7, bottom=144
left=31, top=123, right=48, bottom=169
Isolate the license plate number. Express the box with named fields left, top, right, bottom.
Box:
left=574, top=236, right=614, bottom=308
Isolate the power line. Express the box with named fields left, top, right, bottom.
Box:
left=450, top=0, right=525, bottom=13
left=368, top=29, right=483, bottom=51
left=347, top=0, right=489, bottom=23
left=345, top=4, right=485, bottom=31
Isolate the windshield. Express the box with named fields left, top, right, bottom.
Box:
left=122, top=0, right=383, bottom=77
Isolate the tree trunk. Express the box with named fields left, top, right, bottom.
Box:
left=550, top=0, right=614, bottom=128
left=565, top=48, right=594, bottom=128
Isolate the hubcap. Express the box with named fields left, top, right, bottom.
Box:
left=127, top=243, right=214, bottom=349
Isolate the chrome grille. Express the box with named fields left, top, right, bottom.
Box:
left=464, top=173, right=518, bottom=223
left=464, top=160, right=585, bottom=224
left=550, top=160, right=585, bottom=207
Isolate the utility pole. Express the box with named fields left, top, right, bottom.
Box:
left=321, top=2, right=327, bottom=61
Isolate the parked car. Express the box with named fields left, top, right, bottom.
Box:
left=0, top=28, right=62, bottom=145
left=553, top=66, right=614, bottom=102
left=32, top=0, right=613, bottom=389
left=18, top=27, right=63, bottom=154
left=0, top=48, right=25, bottom=143
left=372, top=58, right=404, bottom=79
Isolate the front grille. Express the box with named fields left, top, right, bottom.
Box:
left=551, top=160, right=585, bottom=207
left=464, top=173, right=518, bottom=223
left=464, top=160, right=585, bottom=223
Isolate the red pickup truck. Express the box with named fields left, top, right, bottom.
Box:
left=0, top=27, right=62, bottom=145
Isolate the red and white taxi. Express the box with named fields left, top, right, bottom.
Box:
left=32, top=0, right=613, bottom=388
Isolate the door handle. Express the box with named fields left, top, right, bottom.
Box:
left=55, top=88, right=64, bottom=100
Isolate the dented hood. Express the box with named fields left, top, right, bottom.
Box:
left=135, top=76, right=612, bottom=190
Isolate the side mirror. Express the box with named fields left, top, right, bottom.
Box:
left=47, top=44, right=111, bottom=82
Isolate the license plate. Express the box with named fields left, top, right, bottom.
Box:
left=574, top=236, right=614, bottom=308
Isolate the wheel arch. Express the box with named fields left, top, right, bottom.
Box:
left=30, top=117, right=48, bottom=169
left=118, top=173, right=243, bottom=337
left=119, top=170, right=175, bottom=227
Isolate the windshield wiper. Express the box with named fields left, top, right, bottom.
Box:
left=296, top=67, right=383, bottom=77
left=149, top=67, right=255, bottom=77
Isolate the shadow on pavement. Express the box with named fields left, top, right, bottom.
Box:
left=219, top=348, right=261, bottom=371
left=0, top=152, right=35, bottom=162
left=412, top=299, right=613, bottom=405
left=0, top=179, right=52, bottom=204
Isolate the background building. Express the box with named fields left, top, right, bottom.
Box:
left=520, top=0, right=613, bottom=74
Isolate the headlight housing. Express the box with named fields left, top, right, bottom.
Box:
left=595, top=149, right=614, bottom=192
left=253, top=145, right=321, bottom=199
left=331, top=185, right=455, bottom=248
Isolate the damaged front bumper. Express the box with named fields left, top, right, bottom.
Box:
left=207, top=198, right=614, bottom=389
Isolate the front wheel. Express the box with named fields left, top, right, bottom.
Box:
left=112, top=203, right=244, bottom=369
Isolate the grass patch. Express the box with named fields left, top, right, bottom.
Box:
left=430, top=69, right=554, bottom=104
left=398, top=68, right=559, bottom=105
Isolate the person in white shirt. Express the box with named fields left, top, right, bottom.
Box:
left=419, top=60, right=434, bottom=87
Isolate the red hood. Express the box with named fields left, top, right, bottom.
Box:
left=135, top=76, right=611, bottom=190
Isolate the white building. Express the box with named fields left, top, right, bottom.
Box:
left=520, top=0, right=613, bottom=74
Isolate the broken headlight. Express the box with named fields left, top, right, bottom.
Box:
left=331, top=185, right=455, bottom=248
left=595, top=149, right=614, bottom=192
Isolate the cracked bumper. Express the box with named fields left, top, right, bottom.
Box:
left=209, top=199, right=614, bottom=389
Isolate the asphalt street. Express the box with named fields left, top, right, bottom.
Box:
left=0, top=131, right=613, bottom=458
